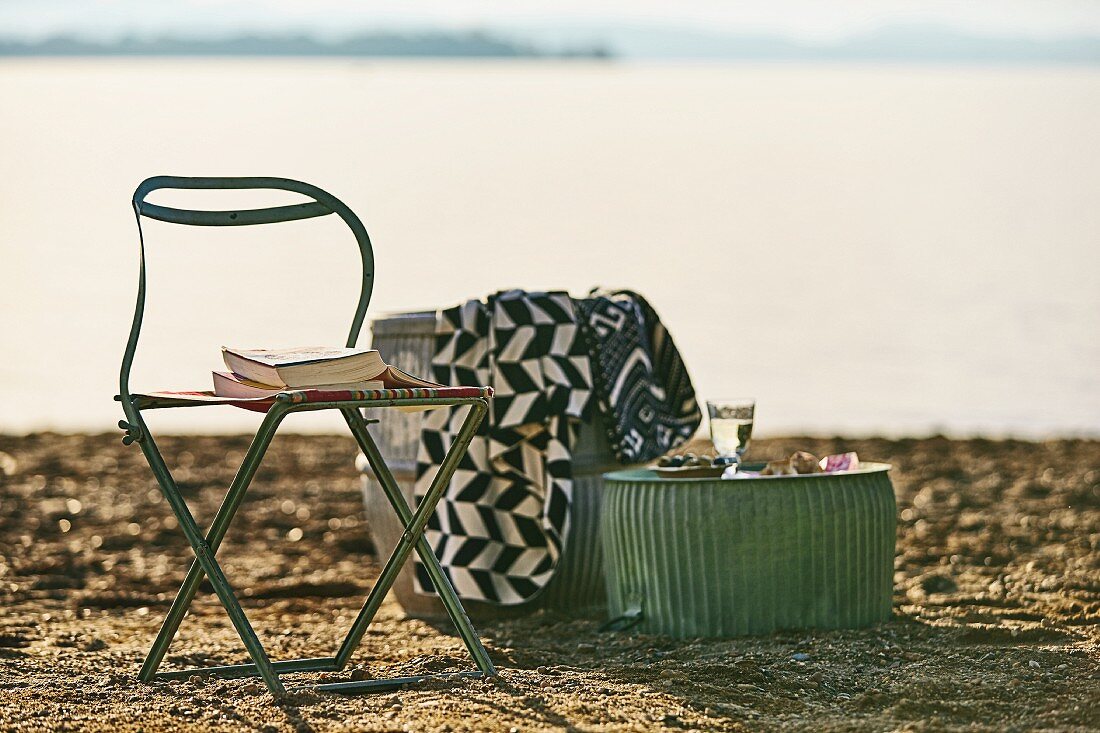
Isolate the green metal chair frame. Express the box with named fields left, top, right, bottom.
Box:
left=117, top=176, right=496, bottom=698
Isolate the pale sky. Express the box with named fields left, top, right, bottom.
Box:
left=2, top=0, right=1098, bottom=40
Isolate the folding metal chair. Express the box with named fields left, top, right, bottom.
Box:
left=116, top=176, right=496, bottom=698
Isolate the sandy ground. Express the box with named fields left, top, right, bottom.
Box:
left=0, top=432, right=1097, bottom=732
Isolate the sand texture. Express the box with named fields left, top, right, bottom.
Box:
left=0, top=433, right=1097, bottom=731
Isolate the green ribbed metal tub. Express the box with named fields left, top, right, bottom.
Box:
left=600, top=465, right=896, bottom=637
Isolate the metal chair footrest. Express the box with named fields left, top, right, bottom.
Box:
left=308, top=670, right=486, bottom=695
left=155, top=656, right=339, bottom=680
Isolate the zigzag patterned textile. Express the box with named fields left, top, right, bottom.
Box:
left=413, top=289, right=698, bottom=605
left=575, top=289, right=701, bottom=463
left=413, top=291, right=592, bottom=604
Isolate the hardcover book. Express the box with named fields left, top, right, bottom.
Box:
left=220, top=346, right=443, bottom=391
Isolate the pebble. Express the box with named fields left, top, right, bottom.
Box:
left=82, top=638, right=107, bottom=652
left=536, top=666, right=554, bottom=676
left=792, top=653, right=810, bottom=662
left=1029, top=660, right=1040, bottom=669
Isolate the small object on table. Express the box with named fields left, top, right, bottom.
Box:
left=652, top=452, right=725, bottom=478
left=789, top=451, right=823, bottom=474
left=653, top=464, right=727, bottom=479
left=706, top=398, right=755, bottom=469
left=759, top=451, right=825, bottom=476
left=760, top=458, right=798, bottom=476
left=820, top=452, right=860, bottom=472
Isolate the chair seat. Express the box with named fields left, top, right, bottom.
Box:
left=117, top=386, right=493, bottom=412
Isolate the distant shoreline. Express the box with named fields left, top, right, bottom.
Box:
left=0, top=33, right=611, bottom=59
left=1, top=26, right=1097, bottom=64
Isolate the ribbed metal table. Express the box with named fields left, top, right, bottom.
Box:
left=600, top=465, right=896, bottom=637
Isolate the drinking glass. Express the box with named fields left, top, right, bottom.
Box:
left=707, top=399, right=755, bottom=467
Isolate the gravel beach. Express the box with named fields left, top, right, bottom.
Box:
left=0, top=433, right=1097, bottom=731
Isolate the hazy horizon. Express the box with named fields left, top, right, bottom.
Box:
left=2, top=0, right=1099, bottom=64
left=4, top=0, right=1098, bottom=41
left=2, top=23, right=1097, bottom=64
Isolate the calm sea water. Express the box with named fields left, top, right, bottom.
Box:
left=1, top=59, right=1097, bottom=437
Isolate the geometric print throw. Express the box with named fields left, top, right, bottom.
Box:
left=413, top=288, right=697, bottom=605
left=413, top=291, right=592, bottom=604
left=574, top=289, right=701, bottom=464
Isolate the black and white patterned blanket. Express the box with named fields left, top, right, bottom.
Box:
left=575, top=290, right=700, bottom=463
left=413, top=289, right=699, bottom=604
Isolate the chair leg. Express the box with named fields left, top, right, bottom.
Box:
left=129, top=409, right=288, bottom=697
left=139, top=407, right=288, bottom=683
left=338, top=405, right=496, bottom=676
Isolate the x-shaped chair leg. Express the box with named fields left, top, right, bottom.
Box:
left=334, top=407, right=496, bottom=679
left=130, top=404, right=290, bottom=696
left=131, top=397, right=495, bottom=698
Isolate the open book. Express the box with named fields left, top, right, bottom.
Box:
left=217, top=346, right=442, bottom=396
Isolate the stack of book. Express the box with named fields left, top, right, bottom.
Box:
left=213, top=346, right=440, bottom=398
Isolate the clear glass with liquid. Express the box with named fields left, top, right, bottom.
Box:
left=707, top=399, right=756, bottom=466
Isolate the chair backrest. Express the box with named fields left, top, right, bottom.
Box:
left=120, top=176, right=376, bottom=405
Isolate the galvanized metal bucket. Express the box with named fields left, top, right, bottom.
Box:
left=600, top=465, right=896, bottom=637
left=359, top=311, right=617, bottom=619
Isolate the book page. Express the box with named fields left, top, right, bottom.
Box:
left=222, top=346, right=377, bottom=367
